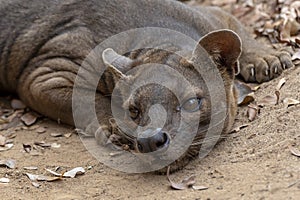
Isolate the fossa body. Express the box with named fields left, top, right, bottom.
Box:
left=0, top=0, right=293, bottom=172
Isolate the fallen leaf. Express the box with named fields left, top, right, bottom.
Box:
left=258, top=91, right=280, bottom=106
left=248, top=103, right=259, bottom=122
left=239, top=94, right=255, bottom=106
left=283, top=98, right=300, bottom=108
left=0, top=143, right=14, bottom=152
left=31, top=182, right=41, bottom=188
left=74, top=128, right=86, bottom=136
left=5, top=132, right=16, bottom=139
left=251, top=85, right=261, bottom=92
left=51, top=143, right=61, bottom=148
left=23, top=143, right=32, bottom=153
left=34, top=141, right=51, bottom=148
left=30, top=150, right=43, bottom=156
left=289, top=146, right=300, bottom=157
left=0, top=177, right=10, bottom=183
left=54, top=166, right=61, bottom=171
left=28, top=125, right=39, bottom=130
left=235, top=80, right=255, bottom=105
left=280, top=18, right=300, bottom=42
left=64, top=133, right=73, bottom=138
left=0, top=159, right=16, bottom=169
left=0, top=135, right=6, bottom=146
left=50, top=133, right=63, bottom=137
left=276, top=78, right=286, bottom=90
left=21, top=112, right=38, bottom=126
left=11, top=99, right=26, bottom=110
left=292, top=50, right=300, bottom=60
left=1, top=117, right=22, bottom=130
left=5, top=138, right=14, bottom=144
left=0, top=118, right=8, bottom=125
left=231, top=124, right=250, bottom=133
left=24, top=166, right=38, bottom=170
left=46, top=167, right=85, bottom=178
left=36, top=127, right=46, bottom=134
left=63, top=167, right=85, bottom=178
left=2, top=109, right=14, bottom=117
left=45, top=168, right=62, bottom=177
left=192, top=185, right=209, bottom=191
left=25, top=173, right=62, bottom=182
left=167, top=166, right=196, bottom=190
left=211, top=0, right=236, bottom=6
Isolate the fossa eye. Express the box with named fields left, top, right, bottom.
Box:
left=180, top=97, right=202, bottom=113
left=129, top=106, right=139, bottom=120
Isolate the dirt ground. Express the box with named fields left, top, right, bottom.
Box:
left=1, top=0, right=300, bottom=199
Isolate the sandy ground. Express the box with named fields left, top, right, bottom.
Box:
left=1, top=0, right=300, bottom=199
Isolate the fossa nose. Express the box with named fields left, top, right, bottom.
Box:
left=136, top=128, right=170, bottom=153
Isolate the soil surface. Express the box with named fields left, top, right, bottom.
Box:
left=0, top=0, right=299, bottom=199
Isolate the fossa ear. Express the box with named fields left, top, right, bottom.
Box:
left=197, top=29, right=242, bottom=76
left=102, top=48, right=133, bottom=81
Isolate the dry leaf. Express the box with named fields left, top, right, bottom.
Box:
left=45, top=168, right=62, bottom=177
left=23, top=143, right=32, bottom=153
left=167, top=167, right=196, bottom=190
left=258, top=91, right=280, bottom=106
left=0, top=159, right=16, bottom=169
left=192, top=185, right=209, bottom=191
left=169, top=175, right=196, bottom=190
left=287, top=179, right=300, bottom=188
left=46, top=167, right=85, bottom=178
left=2, top=116, right=22, bottom=130
left=292, top=50, right=300, bottom=60
left=64, top=133, right=73, bottom=138
left=0, top=118, right=8, bottom=125
left=25, top=173, right=62, bottom=182
left=28, top=125, right=39, bottom=130
left=30, top=150, right=43, bottom=156
left=34, top=141, right=51, bottom=148
left=0, top=135, right=6, bottom=146
left=289, top=146, right=300, bottom=157
left=31, top=182, right=41, bottom=188
left=21, top=112, right=38, bottom=126
left=0, top=143, right=14, bottom=152
left=283, top=98, right=300, bottom=108
left=36, top=127, right=46, bottom=134
left=11, top=99, right=26, bottom=110
left=51, top=143, right=61, bottom=148
left=276, top=78, right=286, bottom=90
left=248, top=103, right=259, bottom=122
left=5, top=139, right=14, bottom=144
left=211, top=0, right=236, bottom=6
left=63, top=167, right=85, bottom=178
left=251, top=85, right=261, bottom=92
left=2, top=109, right=14, bottom=117
left=5, top=132, right=17, bottom=139
left=239, top=94, right=255, bottom=106
left=0, top=177, right=10, bottom=183
left=53, top=166, right=61, bottom=171
left=50, top=133, right=63, bottom=137
left=235, top=80, right=255, bottom=105
left=24, top=166, right=38, bottom=170
left=280, top=18, right=300, bottom=42
left=75, top=128, right=87, bottom=136
left=231, top=124, right=250, bottom=133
